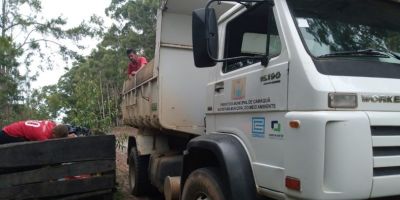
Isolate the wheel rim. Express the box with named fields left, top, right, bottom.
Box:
left=129, top=161, right=136, bottom=190
left=196, top=193, right=210, bottom=200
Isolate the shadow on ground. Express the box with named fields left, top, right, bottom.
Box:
left=113, top=127, right=164, bottom=200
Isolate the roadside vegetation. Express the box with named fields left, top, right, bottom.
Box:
left=0, top=0, right=158, bottom=131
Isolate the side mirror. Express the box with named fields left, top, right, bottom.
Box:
left=192, top=8, right=219, bottom=68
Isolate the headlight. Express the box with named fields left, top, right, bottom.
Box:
left=328, top=93, right=358, bottom=108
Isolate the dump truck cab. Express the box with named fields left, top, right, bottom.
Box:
left=122, top=0, right=400, bottom=199
left=191, top=0, right=400, bottom=199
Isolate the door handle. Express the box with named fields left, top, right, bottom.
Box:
left=215, top=82, right=224, bottom=93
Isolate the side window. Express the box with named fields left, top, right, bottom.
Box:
left=223, top=3, right=281, bottom=73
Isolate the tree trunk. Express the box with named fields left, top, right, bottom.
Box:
left=99, top=73, right=105, bottom=120
left=114, top=84, right=119, bottom=126
left=106, top=81, right=111, bottom=125
left=1, top=0, right=7, bottom=37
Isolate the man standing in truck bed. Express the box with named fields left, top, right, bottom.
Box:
left=127, top=48, right=148, bottom=77
left=0, top=120, right=69, bottom=144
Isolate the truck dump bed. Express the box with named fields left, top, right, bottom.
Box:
left=121, top=0, right=235, bottom=135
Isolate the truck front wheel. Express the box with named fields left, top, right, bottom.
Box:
left=181, top=167, right=228, bottom=200
left=128, top=147, right=151, bottom=196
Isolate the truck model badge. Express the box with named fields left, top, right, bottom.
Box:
left=361, top=95, right=400, bottom=103
left=260, top=72, right=281, bottom=85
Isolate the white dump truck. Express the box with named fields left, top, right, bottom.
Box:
left=121, top=0, right=400, bottom=199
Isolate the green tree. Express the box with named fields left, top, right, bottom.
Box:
left=105, top=0, right=158, bottom=58
left=29, top=85, right=63, bottom=119
left=0, top=36, right=22, bottom=126
left=15, top=0, right=160, bottom=131
left=47, top=0, right=159, bottom=131
left=0, top=0, right=102, bottom=125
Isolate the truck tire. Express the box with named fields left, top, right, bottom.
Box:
left=128, top=147, right=151, bottom=196
left=181, top=167, right=228, bottom=200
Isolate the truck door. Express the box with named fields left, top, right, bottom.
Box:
left=210, top=3, right=289, bottom=191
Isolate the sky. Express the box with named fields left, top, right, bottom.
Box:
left=29, top=0, right=112, bottom=89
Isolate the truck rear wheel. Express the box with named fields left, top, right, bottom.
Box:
left=181, top=167, right=228, bottom=200
left=128, top=147, right=151, bottom=196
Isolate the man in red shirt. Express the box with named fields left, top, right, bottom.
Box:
left=0, top=120, right=69, bottom=144
left=127, top=48, right=148, bottom=77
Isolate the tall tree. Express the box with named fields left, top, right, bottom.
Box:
left=9, top=0, right=160, bottom=130
left=0, top=0, right=101, bottom=125
left=41, top=0, right=160, bottom=131
left=105, top=0, right=158, bottom=58
left=0, top=32, right=22, bottom=125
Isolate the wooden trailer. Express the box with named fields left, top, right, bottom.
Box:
left=0, top=135, right=116, bottom=200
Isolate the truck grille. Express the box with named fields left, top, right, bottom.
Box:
left=372, top=126, right=400, bottom=176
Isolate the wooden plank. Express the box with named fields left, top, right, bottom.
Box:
left=0, top=160, right=115, bottom=188
left=0, top=175, right=115, bottom=200
left=0, top=135, right=115, bottom=168
left=54, top=189, right=113, bottom=200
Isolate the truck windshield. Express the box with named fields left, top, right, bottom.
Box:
left=287, top=0, right=400, bottom=63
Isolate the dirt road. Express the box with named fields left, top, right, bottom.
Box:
left=113, top=127, right=164, bottom=200
left=115, top=149, right=137, bottom=200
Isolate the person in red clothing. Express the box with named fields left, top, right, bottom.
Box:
left=126, top=48, right=148, bottom=77
left=0, top=120, right=69, bottom=144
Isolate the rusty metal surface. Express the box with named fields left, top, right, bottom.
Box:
left=136, top=60, right=155, bottom=86
left=121, top=61, right=159, bottom=129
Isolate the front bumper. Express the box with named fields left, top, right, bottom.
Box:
left=283, top=111, right=400, bottom=199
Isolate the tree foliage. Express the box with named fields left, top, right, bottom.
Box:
left=1, top=0, right=159, bottom=130
left=0, top=0, right=102, bottom=126
left=105, top=0, right=158, bottom=58
left=44, top=0, right=159, bottom=131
